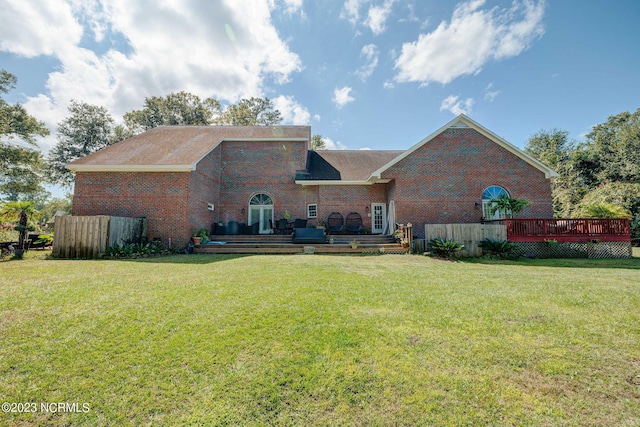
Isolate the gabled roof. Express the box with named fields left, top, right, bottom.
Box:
left=370, top=114, right=558, bottom=179
left=67, top=125, right=310, bottom=172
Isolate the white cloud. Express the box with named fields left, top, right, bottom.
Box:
left=279, top=0, right=304, bottom=15
left=1, top=0, right=303, bottom=149
left=313, top=114, right=321, bottom=122
left=440, top=95, right=474, bottom=115
left=365, top=0, right=396, bottom=35
left=0, top=0, right=83, bottom=57
left=383, top=80, right=395, bottom=89
left=484, top=83, right=501, bottom=102
left=272, top=95, right=311, bottom=125
left=341, top=0, right=395, bottom=35
left=354, top=44, right=379, bottom=81
left=340, top=0, right=367, bottom=25
left=322, top=137, right=349, bottom=150
left=394, top=0, right=545, bottom=85
left=332, top=86, right=355, bottom=108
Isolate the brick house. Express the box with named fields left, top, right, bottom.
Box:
left=68, top=114, right=557, bottom=245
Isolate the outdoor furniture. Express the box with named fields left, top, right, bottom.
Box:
left=292, top=227, right=325, bottom=244
left=274, top=218, right=291, bottom=235
left=212, top=223, right=227, bottom=235
left=327, top=212, right=344, bottom=233
left=227, top=221, right=241, bottom=235
left=245, top=222, right=259, bottom=235
left=293, top=218, right=307, bottom=229
left=345, top=212, right=363, bottom=233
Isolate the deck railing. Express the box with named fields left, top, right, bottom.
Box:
left=505, top=218, right=631, bottom=242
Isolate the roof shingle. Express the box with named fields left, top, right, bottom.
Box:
left=67, top=125, right=310, bottom=169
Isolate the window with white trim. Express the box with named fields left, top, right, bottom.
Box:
left=482, top=186, right=509, bottom=220
left=307, top=204, right=317, bottom=219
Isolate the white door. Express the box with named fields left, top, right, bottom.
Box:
left=371, top=203, right=386, bottom=234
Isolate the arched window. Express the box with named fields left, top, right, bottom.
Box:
left=249, top=193, right=273, bottom=206
left=482, top=186, right=509, bottom=220
left=249, top=193, right=274, bottom=234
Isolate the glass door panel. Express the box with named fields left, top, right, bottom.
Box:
left=371, top=203, right=386, bottom=234
left=260, top=208, right=273, bottom=234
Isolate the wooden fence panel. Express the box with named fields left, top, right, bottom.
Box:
left=424, top=224, right=448, bottom=241
left=53, top=216, right=146, bottom=258
left=109, top=217, right=146, bottom=247
left=424, top=223, right=508, bottom=257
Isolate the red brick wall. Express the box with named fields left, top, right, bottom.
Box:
left=382, top=128, right=553, bottom=238
left=71, top=127, right=553, bottom=244
left=317, top=184, right=388, bottom=231
left=188, top=147, right=220, bottom=234
left=217, top=140, right=309, bottom=224
left=72, top=171, right=192, bottom=245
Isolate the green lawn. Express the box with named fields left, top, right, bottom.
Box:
left=1, top=251, right=639, bottom=426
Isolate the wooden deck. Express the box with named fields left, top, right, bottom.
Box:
left=194, top=234, right=409, bottom=254
left=506, top=218, right=631, bottom=242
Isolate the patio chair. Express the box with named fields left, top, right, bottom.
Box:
left=293, top=218, right=307, bottom=229
left=275, top=218, right=290, bottom=235
left=345, top=212, right=363, bottom=233
left=327, top=212, right=344, bottom=233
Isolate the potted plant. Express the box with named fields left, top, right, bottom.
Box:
left=316, top=219, right=326, bottom=229
left=350, top=238, right=359, bottom=249
left=328, top=235, right=335, bottom=244
left=284, top=210, right=291, bottom=221
left=193, top=228, right=208, bottom=244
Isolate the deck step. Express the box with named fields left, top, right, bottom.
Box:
left=194, top=247, right=410, bottom=254
left=195, top=233, right=406, bottom=254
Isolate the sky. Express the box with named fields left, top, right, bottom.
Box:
left=1, top=0, right=639, bottom=159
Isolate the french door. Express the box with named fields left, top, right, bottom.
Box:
left=249, top=194, right=274, bottom=234
left=371, top=203, right=386, bottom=234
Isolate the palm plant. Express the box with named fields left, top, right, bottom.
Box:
left=489, top=194, right=530, bottom=219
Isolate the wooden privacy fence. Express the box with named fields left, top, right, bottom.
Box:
left=424, top=223, right=507, bottom=257
left=53, top=216, right=147, bottom=259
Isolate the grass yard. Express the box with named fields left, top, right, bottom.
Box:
left=1, top=250, right=639, bottom=426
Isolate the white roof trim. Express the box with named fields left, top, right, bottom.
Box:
left=67, top=164, right=194, bottom=172
left=370, top=114, right=558, bottom=179
left=296, top=178, right=391, bottom=186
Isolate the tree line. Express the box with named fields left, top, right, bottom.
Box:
left=1, top=68, right=638, bottom=242
left=524, top=110, right=640, bottom=244
left=2, top=69, right=329, bottom=204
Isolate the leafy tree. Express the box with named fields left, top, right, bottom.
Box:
left=311, top=134, right=326, bottom=150
left=578, top=181, right=640, bottom=214
left=0, top=69, right=50, bottom=201
left=214, top=97, right=281, bottom=125
left=47, top=101, right=126, bottom=187
left=37, top=193, right=73, bottom=226
left=524, top=128, right=583, bottom=217
left=577, top=109, right=640, bottom=184
left=124, top=91, right=221, bottom=132
left=525, top=128, right=573, bottom=170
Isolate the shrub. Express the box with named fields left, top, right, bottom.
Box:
left=576, top=202, right=632, bottom=219
left=428, top=238, right=464, bottom=259
left=103, top=241, right=181, bottom=258
left=479, top=239, right=519, bottom=259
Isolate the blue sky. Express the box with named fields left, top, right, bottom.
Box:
left=1, top=0, right=639, bottom=157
